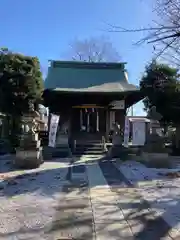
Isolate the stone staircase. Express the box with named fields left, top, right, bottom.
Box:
left=73, top=140, right=106, bottom=156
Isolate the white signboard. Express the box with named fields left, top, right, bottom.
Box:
left=111, top=100, right=125, bottom=109
left=123, top=117, right=130, bottom=148
left=48, top=114, right=60, bottom=147
left=110, top=111, right=115, bottom=130
left=132, top=121, right=146, bottom=146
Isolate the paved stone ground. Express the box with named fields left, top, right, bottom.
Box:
left=99, top=159, right=173, bottom=240
left=0, top=155, right=177, bottom=239
left=86, top=158, right=134, bottom=240
left=0, top=155, right=94, bottom=239
left=85, top=156, right=176, bottom=239
left=46, top=162, right=94, bottom=239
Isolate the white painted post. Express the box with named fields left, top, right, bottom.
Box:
left=96, top=110, right=99, bottom=132
left=80, top=109, right=83, bottom=130
left=110, top=111, right=115, bottom=130
left=87, top=113, right=90, bottom=132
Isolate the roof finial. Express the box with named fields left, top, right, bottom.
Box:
left=124, top=70, right=128, bottom=82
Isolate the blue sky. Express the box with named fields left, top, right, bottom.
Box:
left=0, top=0, right=155, bottom=115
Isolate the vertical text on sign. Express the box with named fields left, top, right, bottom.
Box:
left=123, top=117, right=130, bottom=148
left=48, top=114, right=60, bottom=147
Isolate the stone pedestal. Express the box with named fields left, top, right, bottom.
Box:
left=52, top=133, right=71, bottom=158
left=142, top=130, right=170, bottom=168
left=108, top=134, right=124, bottom=158
left=142, top=152, right=171, bottom=168
left=15, top=132, right=43, bottom=169
left=142, top=152, right=168, bottom=161
left=143, top=131, right=165, bottom=151
left=141, top=105, right=171, bottom=167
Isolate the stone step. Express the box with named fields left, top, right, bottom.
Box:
left=75, top=148, right=104, bottom=152
left=74, top=151, right=105, bottom=156
left=76, top=144, right=103, bottom=148
left=75, top=141, right=102, bottom=145
left=75, top=147, right=104, bottom=152
left=74, top=146, right=104, bottom=151
left=73, top=141, right=105, bottom=156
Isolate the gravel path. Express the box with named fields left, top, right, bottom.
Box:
left=0, top=156, right=76, bottom=239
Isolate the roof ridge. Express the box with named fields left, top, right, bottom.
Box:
left=49, top=60, right=127, bottom=69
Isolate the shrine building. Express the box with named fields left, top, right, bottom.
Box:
left=43, top=60, right=143, bottom=142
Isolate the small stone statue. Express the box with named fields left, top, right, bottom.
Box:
left=147, top=106, right=162, bottom=121
left=112, top=122, right=122, bottom=145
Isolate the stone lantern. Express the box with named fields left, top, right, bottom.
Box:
left=15, top=103, right=44, bottom=169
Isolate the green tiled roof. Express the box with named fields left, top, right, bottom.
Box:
left=45, top=60, right=138, bottom=92
left=54, top=82, right=139, bottom=93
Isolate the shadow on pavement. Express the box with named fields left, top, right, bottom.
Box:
left=0, top=155, right=179, bottom=239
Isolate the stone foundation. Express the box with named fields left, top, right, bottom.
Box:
left=142, top=152, right=169, bottom=161
left=142, top=152, right=172, bottom=168
left=108, top=145, right=122, bottom=158
left=51, top=133, right=71, bottom=158
left=15, top=148, right=43, bottom=169
left=15, top=132, right=43, bottom=169
left=108, top=145, right=129, bottom=159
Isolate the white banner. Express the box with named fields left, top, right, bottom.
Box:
left=48, top=114, right=60, bottom=147
left=132, top=121, right=145, bottom=146
left=123, top=117, right=130, bottom=148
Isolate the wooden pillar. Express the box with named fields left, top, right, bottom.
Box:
left=87, top=112, right=90, bottom=132
left=80, top=109, right=83, bottom=130
left=106, top=109, right=110, bottom=139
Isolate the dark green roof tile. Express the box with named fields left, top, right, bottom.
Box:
left=45, top=60, right=137, bottom=92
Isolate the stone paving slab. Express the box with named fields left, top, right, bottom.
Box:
left=0, top=154, right=176, bottom=239
left=92, top=204, right=125, bottom=223
left=60, top=185, right=89, bottom=199
left=99, top=159, right=174, bottom=240
left=114, top=188, right=173, bottom=240
left=86, top=161, right=134, bottom=239
left=42, top=161, right=94, bottom=240
left=101, top=159, right=178, bottom=240
left=95, top=222, right=134, bottom=240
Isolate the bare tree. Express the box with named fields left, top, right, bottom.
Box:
left=67, top=36, right=121, bottom=62
left=108, top=0, right=180, bottom=66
